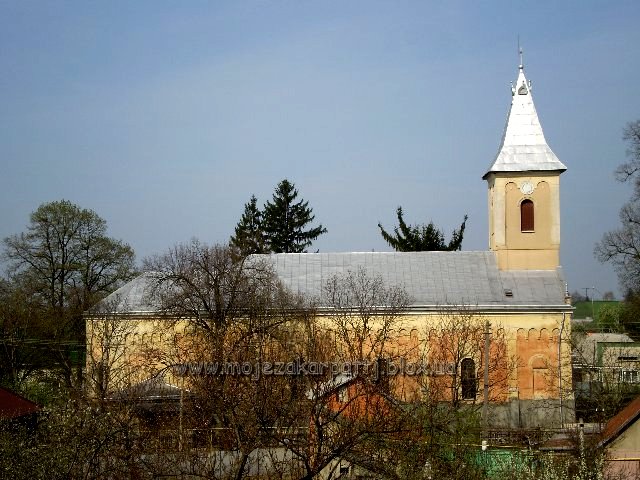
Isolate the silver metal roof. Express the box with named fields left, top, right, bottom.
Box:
left=269, top=251, right=568, bottom=308
left=483, top=65, right=567, bottom=178
left=94, top=251, right=569, bottom=314
left=90, top=272, right=160, bottom=314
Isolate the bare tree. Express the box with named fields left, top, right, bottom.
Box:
left=143, top=260, right=418, bottom=479
left=254, top=268, right=417, bottom=479
left=377, top=307, right=513, bottom=479
left=323, top=267, right=411, bottom=364
left=85, top=295, right=138, bottom=403
left=420, top=306, right=510, bottom=408
left=596, top=120, right=640, bottom=294
left=141, top=240, right=316, bottom=479
left=143, top=239, right=280, bottom=341
left=596, top=199, right=640, bottom=293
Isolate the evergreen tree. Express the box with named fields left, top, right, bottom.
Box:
left=378, top=206, right=468, bottom=252
left=230, top=195, right=265, bottom=255
left=262, top=179, right=327, bottom=253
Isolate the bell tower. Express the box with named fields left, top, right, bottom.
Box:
left=483, top=53, right=567, bottom=270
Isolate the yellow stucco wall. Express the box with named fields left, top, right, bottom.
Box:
left=397, top=311, right=572, bottom=402
left=487, top=172, right=561, bottom=270
left=87, top=309, right=572, bottom=411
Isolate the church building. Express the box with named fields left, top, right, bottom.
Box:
left=88, top=58, right=574, bottom=429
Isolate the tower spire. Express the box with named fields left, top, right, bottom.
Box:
left=482, top=57, right=566, bottom=179
left=484, top=55, right=567, bottom=271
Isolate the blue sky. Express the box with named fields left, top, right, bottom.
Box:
left=1, top=1, right=639, bottom=298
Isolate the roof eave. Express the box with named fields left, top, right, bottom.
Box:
left=318, top=304, right=573, bottom=314
left=482, top=167, right=567, bottom=180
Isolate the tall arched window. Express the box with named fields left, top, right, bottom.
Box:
left=521, top=199, right=534, bottom=232
left=461, top=358, right=477, bottom=400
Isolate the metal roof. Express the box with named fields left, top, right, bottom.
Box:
left=94, top=251, right=569, bottom=314
left=269, top=251, right=568, bottom=308
left=483, top=64, right=567, bottom=178
left=89, top=272, right=160, bottom=314
left=599, top=394, right=640, bottom=448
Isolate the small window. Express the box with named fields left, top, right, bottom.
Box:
left=620, top=370, right=640, bottom=384
left=461, top=358, right=477, bottom=400
left=521, top=199, right=534, bottom=232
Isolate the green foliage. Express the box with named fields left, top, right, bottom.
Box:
left=3, top=200, right=136, bottom=314
left=572, top=301, right=620, bottom=321
left=597, top=303, right=623, bottom=332
left=378, top=206, right=468, bottom=252
left=574, top=297, right=640, bottom=339
left=2, top=200, right=136, bottom=391
left=618, top=294, right=640, bottom=340
left=388, top=403, right=487, bottom=479
left=229, top=195, right=266, bottom=255
left=491, top=451, right=605, bottom=480
left=260, top=179, right=327, bottom=253
left=0, top=402, right=153, bottom=480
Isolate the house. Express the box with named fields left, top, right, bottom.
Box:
left=573, top=332, right=640, bottom=422
left=87, top=57, right=573, bottom=430
left=0, top=386, right=40, bottom=428
left=598, top=395, right=640, bottom=478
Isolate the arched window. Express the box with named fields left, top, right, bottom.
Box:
left=531, top=356, right=548, bottom=399
left=461, top=358, right=477, bottom=400
left=521, top=199, right=534, bottom=232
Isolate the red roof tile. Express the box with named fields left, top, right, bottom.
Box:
left=0, top=386, right=40, bottom=419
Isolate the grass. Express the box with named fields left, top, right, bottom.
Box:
left=572, top=300, right=619, bottom=320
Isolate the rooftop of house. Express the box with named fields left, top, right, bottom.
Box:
left=0, top=386, right=40, bottom=420
left=599, top=395, right=640, bottom=448
left=572, top=332, right=636, bottom=365
left=93, top=250, right=571, bottom=314
left=539, top=401, right=640, bottom=453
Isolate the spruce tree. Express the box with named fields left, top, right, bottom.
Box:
left=230, top=195, right=266, bottom=255
left=378, top=206, right=468, bottom=252
left=262, top=179, right=327, bottom=253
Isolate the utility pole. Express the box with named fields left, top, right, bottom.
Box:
left=558, top=313, right=566, bottom=428
left=483, top=320, right=491, bottom=435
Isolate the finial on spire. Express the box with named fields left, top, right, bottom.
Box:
left=519, top=47, right=524, bottom=70
left=518, top=36, right=524, bottom=70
